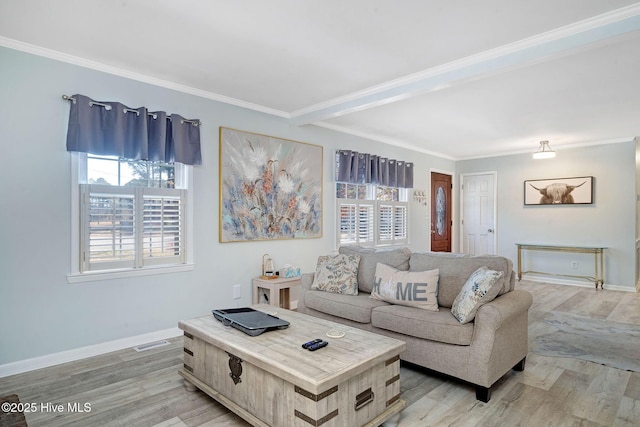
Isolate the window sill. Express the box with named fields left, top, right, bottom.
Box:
left=67, top=263, right=195, bottom=284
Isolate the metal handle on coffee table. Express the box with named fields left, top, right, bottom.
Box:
left=354, top=388, right=375, bottom=411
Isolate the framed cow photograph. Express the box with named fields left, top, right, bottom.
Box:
left=524, top=176, right=594, bottom=205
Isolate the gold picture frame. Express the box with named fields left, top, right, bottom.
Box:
left=219, top=127, right=323, bottom=242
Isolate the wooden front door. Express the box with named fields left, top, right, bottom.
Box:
left=431, top=172, right=452, bottom=252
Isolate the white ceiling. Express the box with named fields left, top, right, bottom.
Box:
left=2, top=0, right=640, bottom=159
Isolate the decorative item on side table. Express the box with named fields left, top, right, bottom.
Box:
left=279, top=264, right=301, bottom=278
left=261, top=253, right=276, bottom=280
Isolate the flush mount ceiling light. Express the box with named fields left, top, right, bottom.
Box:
left=533, top=140, right=556, bottom=159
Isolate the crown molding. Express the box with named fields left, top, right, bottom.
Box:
left=455, top=137, right=636, bottom=161
left=0, top=36, right=290, bottom=119
left=314, top=122, right=456, bottom=160
left=316, top=120, right=635, bottom=161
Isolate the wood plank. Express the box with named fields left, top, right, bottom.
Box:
left=572, top=368, right=631, bottom=425
left=614, top=396, right=640, bottom=427
left=624, top=372, right=640, bottom=400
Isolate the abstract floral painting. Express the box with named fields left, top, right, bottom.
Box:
left=219, top=127, right=323, bottom=242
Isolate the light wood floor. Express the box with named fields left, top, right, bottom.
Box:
left=1, top=280, right=639, bottom=426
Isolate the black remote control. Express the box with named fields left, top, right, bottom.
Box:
left=308, top=341, right=328, bottom=351
left=302, top=339, right=322, bottom=349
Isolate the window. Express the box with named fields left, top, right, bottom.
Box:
left=69, top=154, right=193, bottom=282
left=338, top=201, right=375, bottom=245
left=336, top=183, right=408, bottom=247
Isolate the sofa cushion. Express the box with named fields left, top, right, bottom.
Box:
left=371, top=305, right=474, bottom=346
left=410, top=252, right=513, bottom=308
left=311, top=254, right=360, bottom=295
left=339, top=246, right=411, bottom=293
left=371, top=263, right=439, bottom=311
left=304, top=290, right=389, bottom=324
left=451, top=267, right=504, bottom=323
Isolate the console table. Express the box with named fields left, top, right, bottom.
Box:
left=515, top=243, right=606, bottom=289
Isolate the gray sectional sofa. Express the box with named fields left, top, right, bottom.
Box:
left=297, top=246, right=533, bottom=402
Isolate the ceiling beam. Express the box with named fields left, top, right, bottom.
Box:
left=290, top=5, right=640, bottom=126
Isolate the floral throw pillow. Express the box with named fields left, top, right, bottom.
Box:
left=311, top=254, right=360, bottom=295
left=451, top=266, right=504, bottom=324
left=370, top=263, right=439, bottom=311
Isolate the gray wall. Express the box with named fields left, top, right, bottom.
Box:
left=0, top=47, right=453, bottom=365
left=456, top=142, right=637, bottom=289
left=1, top=45, right=635, bottom=367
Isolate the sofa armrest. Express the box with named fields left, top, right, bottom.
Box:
left=301, top=272, right=315, bottom=292
left=474, top=289, right=533, bottom=331
left=468, top=289, right=532, bottom=387
left=297, top=272, right=315, bottom=313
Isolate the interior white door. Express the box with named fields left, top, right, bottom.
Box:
left=462, top=173, right=496, bottom=255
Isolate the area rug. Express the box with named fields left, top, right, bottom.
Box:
left=533, top=311, right=640, bottom=372
left=0, top=394, right=28, bottom=427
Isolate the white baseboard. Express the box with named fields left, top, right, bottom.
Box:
left=520, top=274, right=636, bottom=292
left=0, top=327, right=182, bottom=378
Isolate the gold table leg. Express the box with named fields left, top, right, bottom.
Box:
left=517, top=245, right=522, bottom=281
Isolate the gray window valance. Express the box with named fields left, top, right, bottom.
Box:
left=336, top=150, right=413, bottom=188
left=65, top=94, right=202, bottom=165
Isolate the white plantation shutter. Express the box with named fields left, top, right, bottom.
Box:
left=394, top=205, right=407, bottom=240
left=335, top=181, right=408, bottom=248
left=337, top=201, right=374, bottom=246
left=81, top=184, right=185, bottom=272
left=142, top=190, right=185, bottom=265
left=83, top=186, right=136, bottom=270
left=377, top=202, right=408, bottom=245
left=339, top=203, right=357, bottom=244
left=358, top=204, right=374, bottom=243
left=378, top=204, right=394, bottom=243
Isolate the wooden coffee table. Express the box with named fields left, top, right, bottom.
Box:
left=179, top=304, right=406, bottom=427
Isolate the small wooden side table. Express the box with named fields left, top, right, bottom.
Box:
left=252, top=276, right=301, bottom=309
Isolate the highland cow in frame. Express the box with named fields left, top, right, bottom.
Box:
left=524, top=176, right=593, bottom=205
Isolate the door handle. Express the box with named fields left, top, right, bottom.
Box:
left=488, top=229, right=494, bottom=233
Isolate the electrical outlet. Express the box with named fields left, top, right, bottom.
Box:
left=571, top=261, right=578, bottom=269
left=233, top=284, right=241, bottom=299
